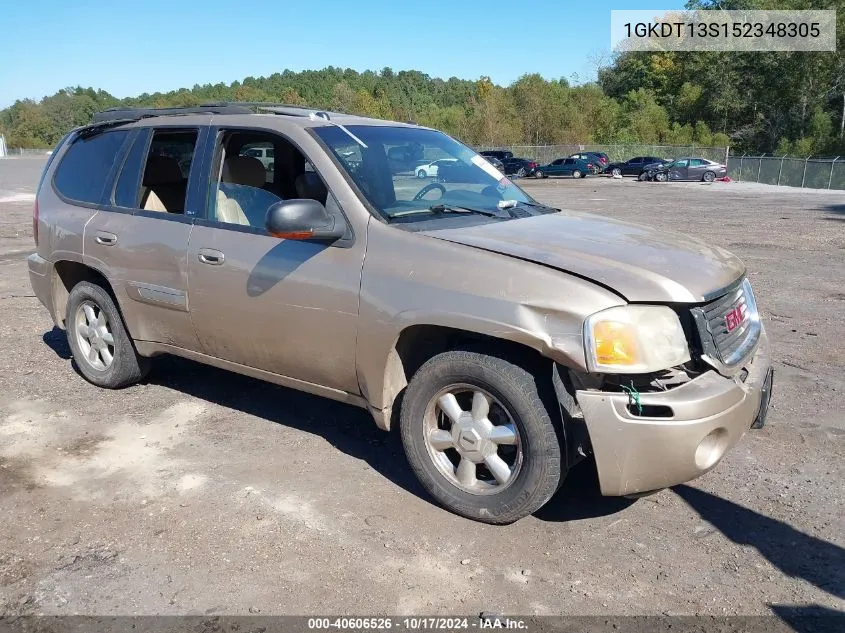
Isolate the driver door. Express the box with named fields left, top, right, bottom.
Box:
left=668, top=159, right=689, bottom=180
left=624, top=157, right=643, bottom=175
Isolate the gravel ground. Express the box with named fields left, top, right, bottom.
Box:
left=0, top=160, right=842, bottom=619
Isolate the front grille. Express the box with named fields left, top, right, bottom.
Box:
left=691, top=278, right=761, bottom=369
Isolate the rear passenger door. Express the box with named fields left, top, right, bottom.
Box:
left=82, top=126, right=208, bottom=351
left=687, top=158, right=708, bottom=179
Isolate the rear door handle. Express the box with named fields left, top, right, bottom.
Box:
left=198, top=248, right=225, bottom=266
left=95, top=231, right=117, bottom=246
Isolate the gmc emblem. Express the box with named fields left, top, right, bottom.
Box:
left=725, top=306, right=744, bottom=332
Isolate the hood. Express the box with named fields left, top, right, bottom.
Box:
left=421, top=210, right=745, bottom=303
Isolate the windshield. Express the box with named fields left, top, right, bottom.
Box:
left=313, top=125, right=544, bottom=223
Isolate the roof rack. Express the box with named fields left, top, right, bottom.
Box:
left=92, top=104, right=254, bottom=123
left=91, top=102, right=362, bottom=125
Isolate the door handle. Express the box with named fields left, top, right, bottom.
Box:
left=198, top=248, right=225, bottom=266
left=95, top=231, right=117, bottom=246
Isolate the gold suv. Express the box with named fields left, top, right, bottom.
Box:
left=28, top=104, right=773, bottom=523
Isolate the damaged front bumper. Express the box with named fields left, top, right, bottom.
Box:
left=575, top=329, right=772, bottom=497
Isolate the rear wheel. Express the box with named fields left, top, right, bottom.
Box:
left=400, top=351, right=563, bottom=524
left=417, top=169, right=427, bottom=179
left=572, top=170, right=582, bottom=179
left=703, top=171, right=716, bottom=183
left=66, top=281, right=149, bottom=388
left=637, top=172, right=648, bottom=181
left=516, top=167, right=526, bottom=178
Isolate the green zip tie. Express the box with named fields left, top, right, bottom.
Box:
left=621, top=382, right=642, bottom=415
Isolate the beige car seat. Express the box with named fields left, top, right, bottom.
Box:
left=141, top=156, right=186, bottom=212
left=215, top=155, right=267, bottom=225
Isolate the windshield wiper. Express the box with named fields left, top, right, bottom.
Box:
left=388, top=204, right=506, bottom=219
left=498, top=199, right=560, bottom=213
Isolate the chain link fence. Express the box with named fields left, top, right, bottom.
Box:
left=475, top=144, right=729, bottom=165
left=729, top=154, right=845, bottom=189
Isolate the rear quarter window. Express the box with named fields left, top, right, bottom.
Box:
left=53, top=131, right=130, bottom=204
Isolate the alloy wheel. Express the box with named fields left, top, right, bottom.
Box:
left=423, top=384, right=523, bottom=495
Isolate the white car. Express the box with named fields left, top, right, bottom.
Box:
left=415, top=158, right=457, bottom=178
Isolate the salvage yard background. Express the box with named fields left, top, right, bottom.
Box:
left=0, top=157, right=842, bottom=616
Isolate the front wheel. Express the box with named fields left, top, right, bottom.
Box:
left=702, top=171, right=716, bottom=183
left=637, top=172, right=648, bottom=181
left=400, top=351, right=564, bottom=524
left=417, top=169, right=427, bottom=179
left=66, top=281, right=149, bottom=388
left=535, top=170, right=545, bottom=179
left=655, top=172, right=668, bottom=182
left=611, top=167, right=622, bottom=177
left=516, top=167, right=526, bottom=178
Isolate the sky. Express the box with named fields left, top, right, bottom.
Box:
left=0, top=0, right=687, bottom=108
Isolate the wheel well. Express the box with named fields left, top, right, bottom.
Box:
left=52, top=261, right=112, bottom=329
left=377, top=325, right=552, bottom=430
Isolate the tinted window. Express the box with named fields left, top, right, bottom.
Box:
left=552, top=159, right=563, bottom=165
left=690, top=158, right=707, bottom=166
left=628, top=157, right=642, bottom=164
left=564, top=159, right=575, bottom=165
left=53, top=131, right=129, bottom=204
left=113, top=132, right=150, bottom=207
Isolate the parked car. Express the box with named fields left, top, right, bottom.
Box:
left=416, top=158, right=458, bottom=179
left=646, top=157, right=728, bottom=182
left=604, top=156, right=667, bottom=178
left=241, top=145, right=274, bottom=171
left=479, top=149, right=513, bottom=162
left=534, top=157, right=592, bottom=179
left=570, top=152, right=608, bottom=173
left=29, top=104, right=772, bottom=524
left=501, top=157, right=538, bottom=178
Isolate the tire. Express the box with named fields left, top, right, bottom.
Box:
left=572, top=170, right=582, bottom=179
left=637, top=172, right=648, bottom=181
left=535, top=170, right=545, bottom=179
left=65, top=280, right=149, bottom=388
left=516, top=167, right=526, bottom=178
left=417, top=169, right=427, bottom=179
left=611, top=167, right=622, bottom=177
left=400, top=350, right=564, bottom=524
left=703, top=171, right=716, bottom=183
left=655, top=172, right=668, bottom=182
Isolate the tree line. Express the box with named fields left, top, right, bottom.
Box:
left=2, top=0, right=843, bottom=155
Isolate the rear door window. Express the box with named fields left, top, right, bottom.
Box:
left=53, top=131, right=130, bottom=204
left=112, top=131, right=150, bottom=208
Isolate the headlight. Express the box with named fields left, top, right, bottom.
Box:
left=584, top=305, right=690, bottom=373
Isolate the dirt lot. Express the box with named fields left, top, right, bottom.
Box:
left=0, top=158, right=843, bottom=618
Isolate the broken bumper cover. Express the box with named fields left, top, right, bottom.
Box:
left=576, top=330, right=771, bottom=496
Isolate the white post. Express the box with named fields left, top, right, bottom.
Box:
left=777, top=155, right=786, bottom=185
left=829, top=156, right=840, bottom=189
left=757, top=155, right=764, bottom=182
left=802, top=155, right=811, bottom=188
left=0, top=134, right=6, bottom=158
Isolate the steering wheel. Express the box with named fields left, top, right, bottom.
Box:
left=413, top=182, right=446, bottom=201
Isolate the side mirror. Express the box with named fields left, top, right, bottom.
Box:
left=265, top=199, right=344, bottom=242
